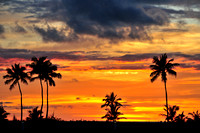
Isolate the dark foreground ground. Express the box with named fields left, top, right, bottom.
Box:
left=1, top=121, right=200, bottom=132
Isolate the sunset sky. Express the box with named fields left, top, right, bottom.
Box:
left=1, top=0, right=200, bottom=122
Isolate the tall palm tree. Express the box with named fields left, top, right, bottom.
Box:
left=150, top=53, right=179, bottom=122
left=3, top=64, right=30, bottom=121
left=26, top=56, right=48, bottom=113
left=43, top=60, right=62, bottom=118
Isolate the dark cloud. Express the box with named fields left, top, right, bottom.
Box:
left=13, top=23, right=27, bottom=33
left=91, top=65, right=148, bottom=70
left=2, top=48, right=200, bottom=70
left=161, top=28, right=188, bottom=33
left=34, top=25, right=77, bottom=42
left=2, top=0, right=200, bottom=42
left=59, top=0, right=169, bottom=40
left=112, top=53, right=157, bottom=61
left=0, top=48, right=196, bottom=62
left=6, top=105, right=36, bottom=110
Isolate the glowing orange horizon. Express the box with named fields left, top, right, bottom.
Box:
left=0, top=55, right=200, bottom=122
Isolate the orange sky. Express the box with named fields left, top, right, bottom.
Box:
left=1, top=0, right=200, bottom=122
left=1, top=56, right=200, bottom=121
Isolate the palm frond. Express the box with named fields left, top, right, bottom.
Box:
left=3, top=74, right=12, bottom=79
left=9, top=79, right=18, bottom=90
left=150, top=70, right=159, bottom=77
left=4, top=78, right=14, bottom=85
left=5, top=68, right=14, bottom=75
left=167, top=58, right=174, bottom=63
left=152, top=56, right=159, bottom=64
left=150, top=65, right=160, bottom=70
left=48, top=77, right=55, bottom=86
left=21, top=78, right=28, bottom=85
left=150, top=72, right=160, bottom=82
left=30, top=76, right=39, bottom=82
left=167, top=69, right=177, bottom=77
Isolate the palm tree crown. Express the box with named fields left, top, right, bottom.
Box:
left=27, top=56, right=49, bottom=81
left=43, top=60, right=62, bottom=86
left=3, top=64, right=29, bottom=90
left=101, top=92, right=122, bottom=108
left=150, top=53, right=179, bottom=83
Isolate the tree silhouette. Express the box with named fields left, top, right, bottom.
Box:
left=0, top=106, right=10, bottom=121
left=175, top=111, right=186, bottom=123
left=101, top=92, right=125, bottom=122
left=150, top=53, right=179, bottom=122
left=42, top=60, right=62, bottom=118
left=26, top=106, right=43, bottom=121
left=26, top=56, right=48, bottom=114
left=3, top=64, right=30, bottom=121
left=188, top=110, right=200, bottom=122
left=161, top=105, right=179, bottom=122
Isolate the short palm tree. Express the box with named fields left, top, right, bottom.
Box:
left=26, top=56, right=48, bottom=113
left=43, top=60, right=62, bottom=118
left=161, top=105, right=179, bottom=122
left=3, top=64, right=30, bottom=121
left=101, top=92, right=125, bottom=122
left=150, top=53, right=179, bottom=122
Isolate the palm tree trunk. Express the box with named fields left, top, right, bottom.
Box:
left=40, top=79, right=44, bottom=113
left=17, top=81, right=23, bottom=122
left=46, top=81, right=49, bottom=119
left=164, top=81, right=169, bottom=122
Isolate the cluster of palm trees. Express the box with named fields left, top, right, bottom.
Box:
left=1, top=53, right=187, bottom=123
left=160, top=105, right=200, bottom=123
left=101, top=53, right=180, bottom=122
left=3, top=57, right=62, bottom=122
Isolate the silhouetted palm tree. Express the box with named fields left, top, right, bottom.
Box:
left=26, top=56, right=48, bottom=113
left=3, top=64, right=30, bottom=121
left=43, top=60, right=62, bottom=118
left=101, top=92, right=125, bottom=122
left=150, top=53, right=179, bottom=122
